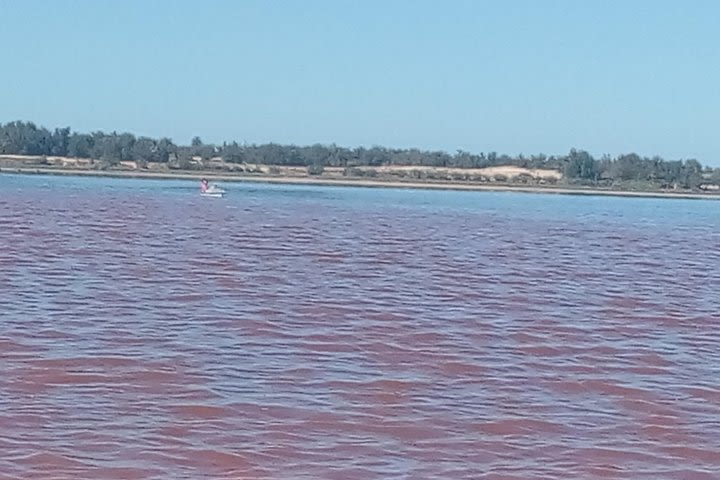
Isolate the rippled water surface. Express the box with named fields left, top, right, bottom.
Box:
left=1, top=174, right=719, bottom=479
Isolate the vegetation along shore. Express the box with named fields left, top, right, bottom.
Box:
left=2, top=120, right=720, bottom=198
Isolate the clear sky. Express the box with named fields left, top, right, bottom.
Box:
left=2, top=0, right=719, bottom=165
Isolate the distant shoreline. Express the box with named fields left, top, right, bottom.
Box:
left=4, top=166, right=720, bottom=201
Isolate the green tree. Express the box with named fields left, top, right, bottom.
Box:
left=709, top=168, right=720, bottom=184
left=564, top=149, right=597, bottom=181
left=67, top=133, right=93, bottom=158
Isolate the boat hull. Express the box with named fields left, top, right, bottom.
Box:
left=200, top=185, right=226, bottom=197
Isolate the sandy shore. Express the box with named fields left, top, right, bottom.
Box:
left=3, top=166, right=720, bottom=200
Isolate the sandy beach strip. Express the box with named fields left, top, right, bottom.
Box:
left=3, top=166, right=720, bottom=201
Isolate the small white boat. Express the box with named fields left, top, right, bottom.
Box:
left=201, top=185, right=226, bottom=198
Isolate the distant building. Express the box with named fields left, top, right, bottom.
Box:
left=119, top=161, right=138, bottom=170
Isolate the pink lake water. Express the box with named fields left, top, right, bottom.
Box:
left=1, top=174, right=719, bottom=479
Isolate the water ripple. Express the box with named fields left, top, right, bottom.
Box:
left=1, top=176, right=719, bottom=479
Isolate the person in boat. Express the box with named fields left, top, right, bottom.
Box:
left=200, top=178, right=209, bottom=193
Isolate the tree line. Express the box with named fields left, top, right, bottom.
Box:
left=1, top=120, right=718, bottom=188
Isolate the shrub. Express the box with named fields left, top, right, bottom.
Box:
left=307, top=164, right=325, bottom=176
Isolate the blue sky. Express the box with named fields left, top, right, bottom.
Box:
left=2, top=0, right=719, bottom=165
